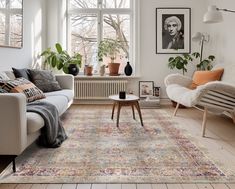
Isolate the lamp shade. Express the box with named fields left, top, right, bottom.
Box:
left=192, top=32, right=203, bottom=42
left=203, top=5, right=223, bottom=23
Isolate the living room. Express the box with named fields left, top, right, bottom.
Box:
left=1, top=0, right=235, bottom=188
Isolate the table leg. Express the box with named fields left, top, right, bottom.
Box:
left=131, top=104, right=135, bottom=120
left=117, top=102, right=121, bottom=127
left=134, top=101, right=144, bottom=127
left=111, top=102, right=116, bottom=120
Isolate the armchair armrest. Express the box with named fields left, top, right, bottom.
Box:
left=0, top=93, right=27, bottom=155
left=164, top=73, right=193, bottom=87
left=55, top=74, right=74, bottom=90
left=197, top=81, right=235, bottom=96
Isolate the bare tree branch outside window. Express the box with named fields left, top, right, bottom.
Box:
left=68, top=0, right=131, bottom=73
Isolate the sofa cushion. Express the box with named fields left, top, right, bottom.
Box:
left=0, top=77, right=45, bottom=102
left=4, top=71, right=16, bottom=80
left=29, top=69, right=62, bottom=92
left=39, top=95, right=68, bottom=116
left=45, top=89, right=74, bottom=102
left=12, top=68, right=31, bottom=81
left=27, top=112, right=44, bottom=134
left=190, top=68, right=224, bottom=89
left=0, top=71, right=10, bottom=80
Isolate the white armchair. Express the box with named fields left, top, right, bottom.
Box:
left=165, top=64, right=235, bottom=137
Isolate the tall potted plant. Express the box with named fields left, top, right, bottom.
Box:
left=41, top=43, right=82, bottom=76
left=98, top=38, right=123, bottom=76
left=168, top=52, right=215, bottom=74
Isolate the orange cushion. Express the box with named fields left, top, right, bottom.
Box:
left=190, top=68, right=224, bottom=89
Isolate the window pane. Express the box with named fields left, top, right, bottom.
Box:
left=69, top=0, right=97, bottom=9
left=103, top=14, right=130, bottom=73
left=0, top=13, right=5, bottom=45
left=10, top=0, right=22, bottom=9
left=10, top=14, right=22, bottom=47
left=103, top=0, right=130, bottom=8
left=0, top=0, right=6, bottom=8
left=70, top=14, right=98, bottom=70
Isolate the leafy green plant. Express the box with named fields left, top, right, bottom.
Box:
left=168, top=52, right=215, bottom=75
left=168, top=54, right=193, bottom=75
left=98, top=38, right=123, bottom=63
left=41, top=43, right=82, bottom=74
left=191, top=52, right=215, bottom=71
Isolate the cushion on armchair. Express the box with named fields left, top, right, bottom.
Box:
left=190, top=68, right=224, bottom=89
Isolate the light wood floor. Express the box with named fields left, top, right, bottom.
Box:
left=1, top=105, right=235, bottom=188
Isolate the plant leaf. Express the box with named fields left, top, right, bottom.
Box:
left=55, top=43, right=63, bottom=53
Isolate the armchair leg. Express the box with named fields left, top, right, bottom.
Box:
left=202, top=107, right=208, bottom=137
left=173, top=102, right=180, bottom=117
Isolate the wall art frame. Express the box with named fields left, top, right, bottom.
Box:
left=156, top=7, right=191, bottom=54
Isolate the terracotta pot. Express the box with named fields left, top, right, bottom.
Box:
left=108, top=63, right=120, bottom=76
left=85, top=66, right=93, bottom=76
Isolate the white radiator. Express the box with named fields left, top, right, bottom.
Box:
left=74, top=79, right=128, bottom=100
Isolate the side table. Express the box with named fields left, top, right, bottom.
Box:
left=109, top=94, right=144, bottom=127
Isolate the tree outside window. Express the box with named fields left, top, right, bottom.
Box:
left=67, top=0, right=132, bottom=74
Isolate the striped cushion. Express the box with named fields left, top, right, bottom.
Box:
left=0, top=78, right=45, bottom=102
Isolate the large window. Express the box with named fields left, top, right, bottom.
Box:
left=0, top=0, right=23, bottom=48
left=67, top=0, right=135, bottom=74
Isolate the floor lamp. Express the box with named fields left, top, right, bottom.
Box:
left=192, top=32, right=209, bottom=62
left=203, top=5, right=235, bottom=23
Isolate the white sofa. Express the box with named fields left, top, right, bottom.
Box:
left=165, top=64, right=235, bottom=137
left=0, top=72, right=74, bottom=160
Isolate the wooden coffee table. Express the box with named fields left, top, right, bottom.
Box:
left=109, top=94, right=144, bottom=127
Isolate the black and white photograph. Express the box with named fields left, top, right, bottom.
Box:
left=139, top=81, right=154, bottom=98
left=153, top=87, right=160, bottom=98
left=156, top=8, right=191, bottom=54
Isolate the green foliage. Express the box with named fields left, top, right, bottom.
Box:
left=98, top=39, right=122, bottom=63
left=41, top=43, right=82, bottom=74
left=168, top=52, right=215, bottom=75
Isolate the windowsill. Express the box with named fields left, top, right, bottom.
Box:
left=74, top=74, right=141, bottom=79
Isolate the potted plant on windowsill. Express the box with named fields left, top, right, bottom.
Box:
left=41, top=43, right=82, bottom=76
left=98, top=38, right=123, bottom=76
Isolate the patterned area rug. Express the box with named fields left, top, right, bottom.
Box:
left=1, top=105, right=235, bottom=183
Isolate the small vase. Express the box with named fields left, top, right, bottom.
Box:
left=99, top=65, right=105, bottom=76
left=68, top=64, right=79, bottom=76
left=124, top=61, right=132, bottom=76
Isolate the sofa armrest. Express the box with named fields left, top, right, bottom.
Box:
left=55, top=74, right=74, bottom=90
left=0, top=93, right=28, bottom=155
left=164, top=73, right=193, bottom=87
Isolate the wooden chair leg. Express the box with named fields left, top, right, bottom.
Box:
left=173, top=102, right=180, bottom=117
left=202, top=107, right=208, bottom=137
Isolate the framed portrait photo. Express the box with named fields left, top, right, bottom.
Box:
left=139, top=81, right=154, bottom=98
left=156, top=7, right=191, bottom=54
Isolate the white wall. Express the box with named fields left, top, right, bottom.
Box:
left=206, top=0, right=235, bottom=66
left=0, top=0, right=46, bottom=71
left=136, top=0, right=207, bottom=99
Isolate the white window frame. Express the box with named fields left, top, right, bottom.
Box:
left=0, top=0, right=23, bottom=48
left=66, top=0, right=139, bottom=75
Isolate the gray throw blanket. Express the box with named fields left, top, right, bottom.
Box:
left=27, top=101, right=67, bottom=148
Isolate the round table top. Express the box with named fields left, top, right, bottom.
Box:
left=109, top=94, right=139, bottom=101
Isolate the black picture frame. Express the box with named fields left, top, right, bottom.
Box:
left=139, top=81, right=154, bottom=98
left=156, top=7, right=191, bottom=54
left=153, top=87, right=160, bottom=98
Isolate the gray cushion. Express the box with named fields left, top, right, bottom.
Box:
left=12, top=68, right=31, bottom=81
left=44, top=89, right=74, bottom=102
left=29, top=69, right=62, bottom=92
left=39, top=95, right=68, bottom=116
